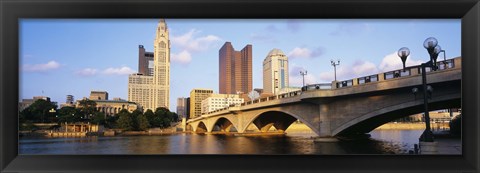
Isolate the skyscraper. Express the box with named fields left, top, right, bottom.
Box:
left=128, top=19, right=170, bottom=112
left=263, top=48, right=289, bottom=95
left=219, top=42, right=252, bottom=95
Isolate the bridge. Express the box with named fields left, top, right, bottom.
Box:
left=187, top=57, right=461, bottom=137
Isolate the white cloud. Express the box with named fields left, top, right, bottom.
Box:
left=317, top=52, right=424, bottom=82
left=290, top=74, right=317, bottom=87
left=22, top=61, right=60, bottom=72
left=171, top=29, right=221, bottom=52
left=75, top=68, right=97, bottom=76
left=102, top=66, right=135, bottom=75
left=330, top=23, right=372, bottom=36
left=289, top=65, right=316, bottom=87
left=378, top=52, right=423, bottom=72
left=287, top=47, right=324, bottom=59
left=171, top=50, right=192, bottom=64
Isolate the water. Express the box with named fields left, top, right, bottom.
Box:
left=19, top=129, right=427, bottom=155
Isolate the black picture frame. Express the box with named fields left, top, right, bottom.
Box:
left=1, top=0, right=479, bottom=172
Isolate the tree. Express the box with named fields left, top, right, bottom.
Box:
left=90, top=112, right=106, bottom=125
left=21, top=99, right=57, bottom=123
left=78, top=99, right=97, bottom=119
left=116, top=109, right=135, bottom=131
left=144, top=109, right=155, bottom=126
left=57, top=106, right=82, bottom=123
left=248, top=90, right=260, bottom=101
left=137, top=114, right=150, bottom=131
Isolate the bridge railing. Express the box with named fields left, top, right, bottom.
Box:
left=200, top=57, right=459, bottom=116
left=333, top=57, right=459, bottom=89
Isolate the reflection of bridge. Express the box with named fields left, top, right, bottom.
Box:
left=187, top=57, right=461, bottom=137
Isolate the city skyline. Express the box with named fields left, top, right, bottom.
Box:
left=20, top=19, right=461, bottom=111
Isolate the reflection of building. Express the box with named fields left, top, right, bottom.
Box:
left=219, top=42, right=252, bottom=95
left=189, top=89, right=213, bottom=118
left=263, top=48, right=289, bottom=95
left=19, top=96, right=51, bottom=111
left=89, top=91, right=108, bottom=100
left=176, top=97, right=188, bottom=119
left=128, top=19, right=170, bottom=112
left=201, top=94, right=244, bottom=114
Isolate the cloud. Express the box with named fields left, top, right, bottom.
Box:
left=378, top=52, right=423, bottom=72
left=266, top=25, right=279, bottom=32
left=290, top=74, right=317, bottom=87
left=249, top=33, right=277, bottom=43
left=330, top=23, right=372, bottom=36
left=171, top=50, right=192, bottom=64
left=317, top=52, right=423, bottom=82
left=171, top=29, right=222, bottom=52
left=75, top=68, right=97, bottom=76
left=289, top=65, right=316, bottom=87
left=102, top=66, right=135, bottom=75
left=286, top=20, right=301, bottom=32
left=22, top=61, right=60, bottom=72
left=287, top=47, right=324, bottom=59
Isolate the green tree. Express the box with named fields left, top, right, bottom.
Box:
left=78, top=99, right=97, bottom=119
left=116, top=109, right=135, bottom=131
left=21, top=99, right=57, bottom=123
left=144, top=109, right=155, bottom=127
left=137, top=114, right=150, bottom=131
left=57, top=106, right=82, bottom=123
left=90, top=112, right=106, bottom=125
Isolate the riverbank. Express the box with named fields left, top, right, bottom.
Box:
left=375, top=122, right=449, bottom=130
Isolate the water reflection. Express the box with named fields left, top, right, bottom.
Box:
left=20, top=130, right=425, bottom=155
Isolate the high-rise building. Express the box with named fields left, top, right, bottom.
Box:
left=128, top=19, right=170, bottom=112
left=176, top=97, right=188, bottom=119
left=219, top=42, right=252, bottom=95
left=138, top=45, right=154, bottom=76
left=201, top=94, right=244, bottom=114
left=189, top=89, right=213, bottom=119
left=263, top=48, right=289, bottom=95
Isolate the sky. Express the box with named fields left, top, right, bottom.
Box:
left=20, top=19, right=461, bottom=112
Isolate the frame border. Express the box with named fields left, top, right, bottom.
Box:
left=1, top=0, right=479, bottom=172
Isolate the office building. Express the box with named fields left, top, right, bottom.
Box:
left=219, top=42, right=252, bottom=95
left=176, top=97, right=188, bottom=119
left=189, top=89, right=213, bottom=118
left=263, top=48, right=289, bottom=95
left=201, top=94, right=244, bottom=114
left=128, top=19, right=170, bottom=112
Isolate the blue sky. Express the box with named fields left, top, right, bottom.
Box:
left=20, top=19, right=461, bottom=111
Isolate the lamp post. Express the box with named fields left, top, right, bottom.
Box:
left=398, top=37, right=442, bottom=142
left=300, top=70, right=307, bottom=88
left=331, top=60, right=340, bottom=81
left=397, top=47, right=410, bottom=72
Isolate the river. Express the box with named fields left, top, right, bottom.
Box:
left=19, top=129, right=432, bottom=155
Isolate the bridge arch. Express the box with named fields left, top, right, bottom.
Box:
left=332, top=94, right=460, bottom=136
left=195, top=121, right=208, bottom=133
left=210, top=117, right=237, bottom=133
left=241, top=110, right=318, bottom=134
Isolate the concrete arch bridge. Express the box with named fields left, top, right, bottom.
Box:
left=187, top=57, right=461, bottom=137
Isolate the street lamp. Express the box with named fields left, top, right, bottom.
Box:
left=397, top=47, right=410, bottom=72
left=398, top=37, right=442, bottom=142
left=330, top=59, right=340, bottom=81
left=300, top=70, right=307, bottom=89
